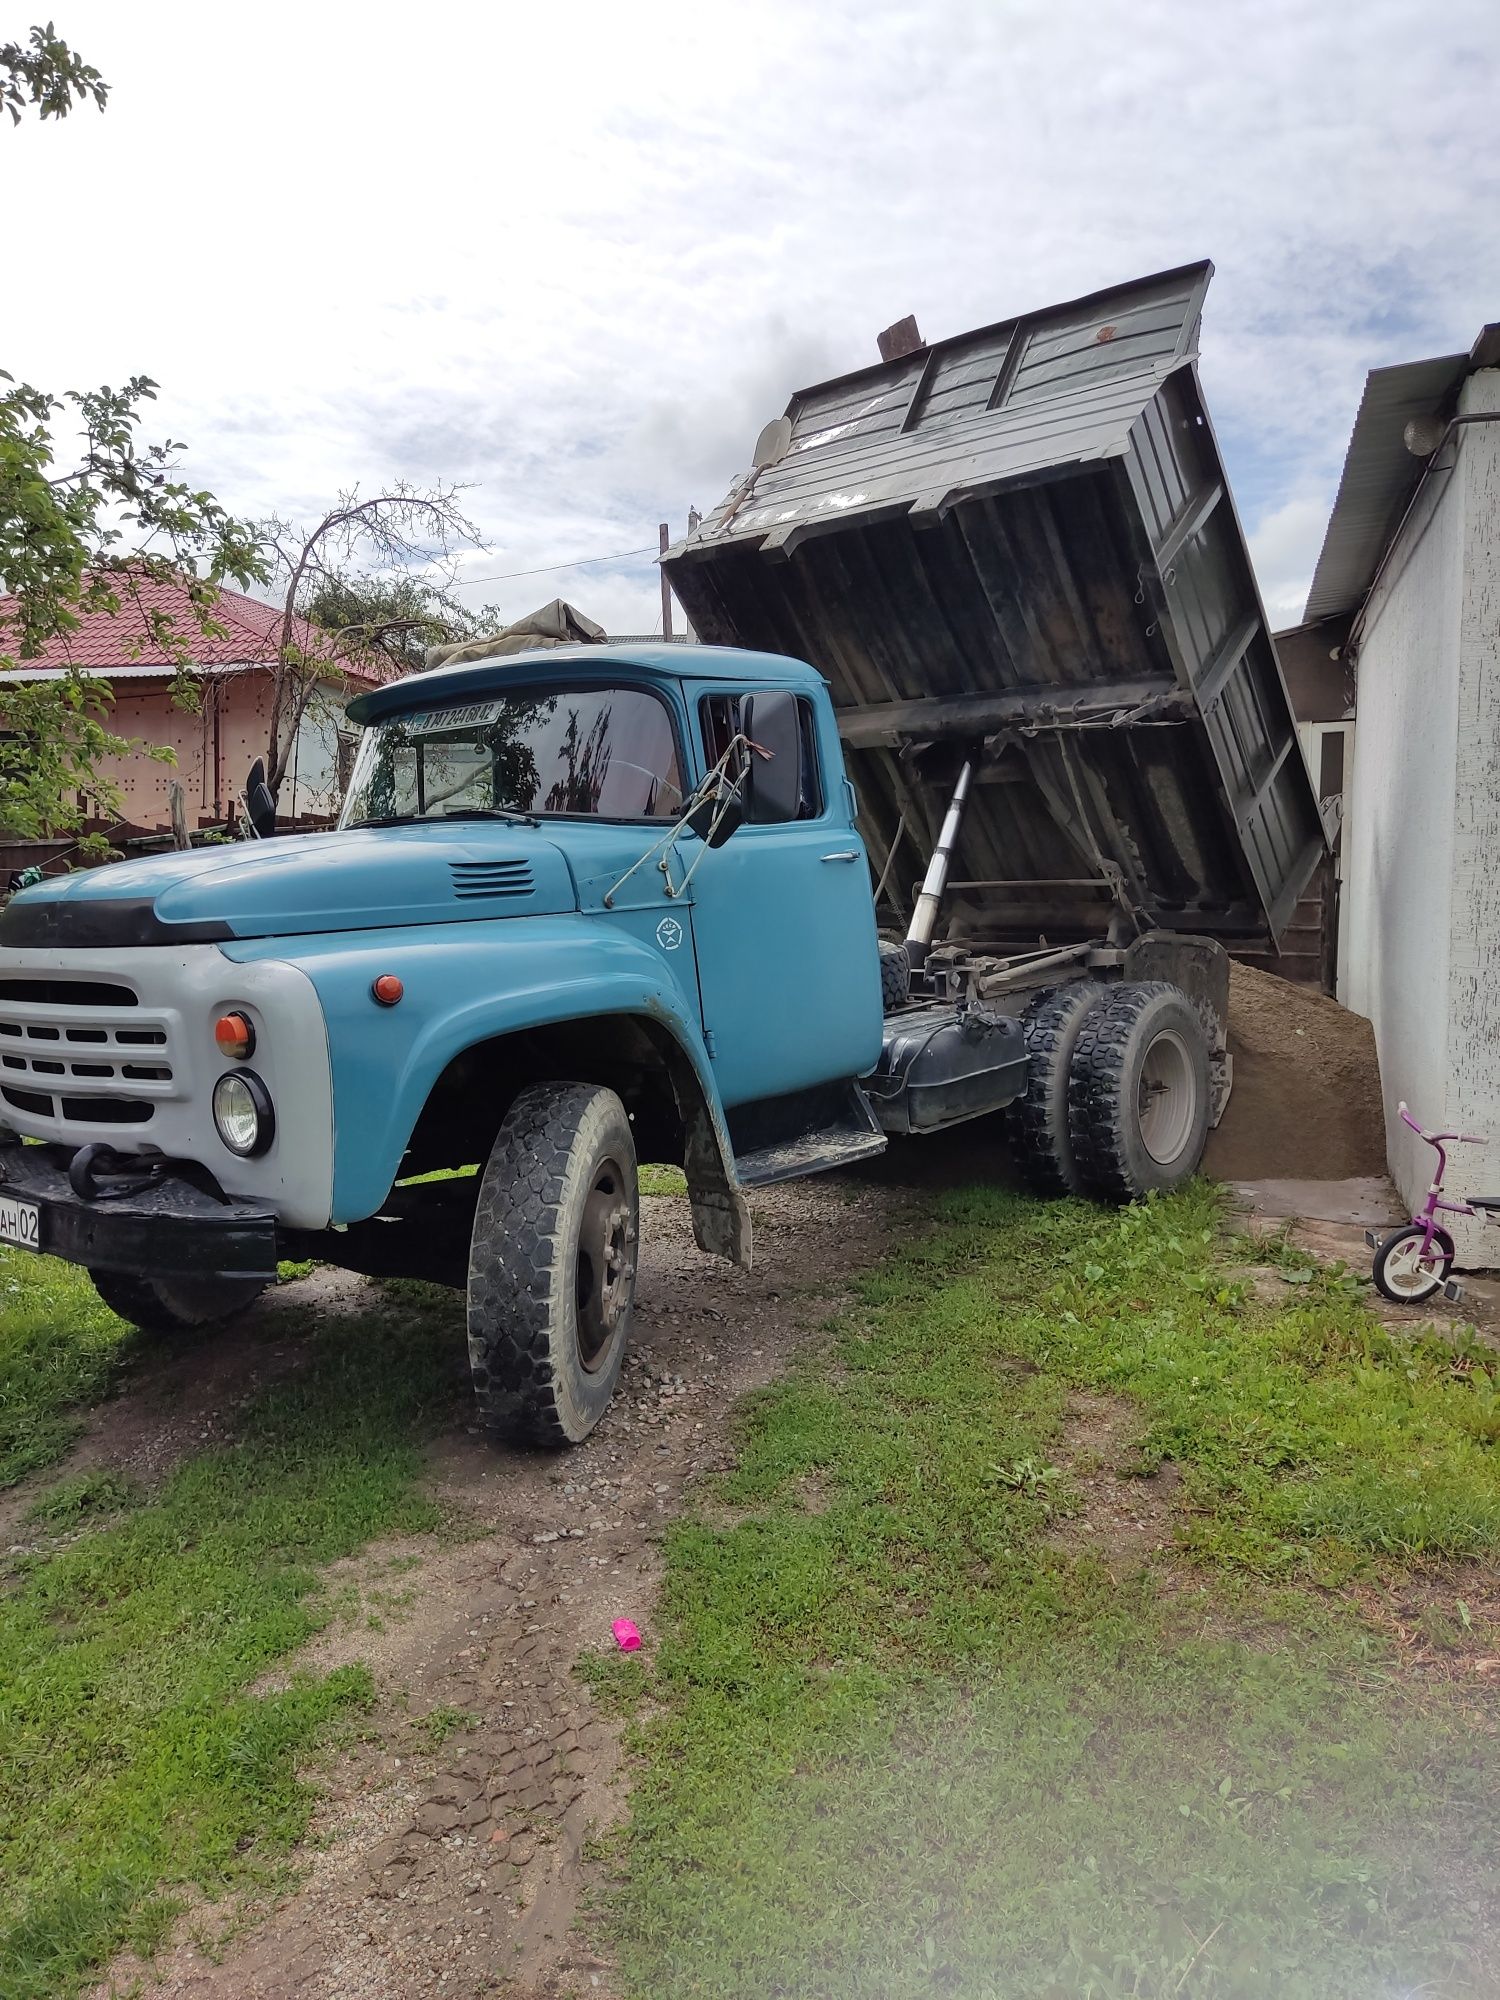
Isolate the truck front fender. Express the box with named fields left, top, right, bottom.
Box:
left=221, top=917, right=751, bottom=1265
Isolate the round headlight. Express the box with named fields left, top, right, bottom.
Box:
left=212, top=1069, right=274, bottom=1157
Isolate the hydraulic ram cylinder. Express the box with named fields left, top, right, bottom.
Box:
left=905, top=758, right=973, bottom=949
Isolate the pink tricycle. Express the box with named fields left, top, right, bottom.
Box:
left=1366, top=1102, right=1500, bottom=1304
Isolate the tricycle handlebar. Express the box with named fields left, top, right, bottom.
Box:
left=1397, top=1101, right=1486, bottom=1146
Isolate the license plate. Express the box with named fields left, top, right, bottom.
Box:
left=0, top=1194, right=41, bottom=1252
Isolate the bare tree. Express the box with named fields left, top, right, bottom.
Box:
left=258, top=483, right=482, bottom=799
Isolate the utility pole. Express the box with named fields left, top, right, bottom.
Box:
left=658, top=522, right=673, bottom=640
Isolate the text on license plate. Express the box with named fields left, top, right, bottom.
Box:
left=0, top=1194, right=41, bottom=1252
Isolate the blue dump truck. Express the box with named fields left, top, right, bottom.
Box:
left=0, top=262, right=1325, bottom=1447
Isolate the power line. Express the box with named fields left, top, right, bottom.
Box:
left=459, top=544, right=657, bottom=590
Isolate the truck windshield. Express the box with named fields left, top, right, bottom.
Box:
left=340, top=685, right=685, bottom=828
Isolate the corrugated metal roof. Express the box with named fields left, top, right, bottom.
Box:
left=669, top=262, right=1213, bottom=558
left=0, top=578, right=389, bottom=682
left=1302, top=353, right=1469, bottom=622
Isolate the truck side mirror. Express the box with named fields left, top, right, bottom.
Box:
left=685, top=786, right=745, bottom=847
left=742, top=691, right=803, bottom=824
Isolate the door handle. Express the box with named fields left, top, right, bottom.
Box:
left=821, top=850, right=859, bottom=863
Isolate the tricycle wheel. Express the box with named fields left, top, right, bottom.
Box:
left=1005, top=980, right=1104, bottom=1195
left=467, top=1081, right=639, bottom=1448
left=1372, top=1226, right=1451, bottom=1304
left=88, top=1269, right=266, bottom=1335
left=1067, top=982, right=1211, bottom=1200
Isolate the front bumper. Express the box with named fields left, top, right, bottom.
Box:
left=0, top=1143, right=280, bottom=1281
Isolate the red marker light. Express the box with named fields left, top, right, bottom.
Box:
left=372, top=974, right=404, bottom=1006
left=214, top=1011, right=256, bottom=1058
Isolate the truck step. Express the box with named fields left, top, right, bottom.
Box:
left=734, top=1126, right=888, bottom=1187
left=729, top=1079, right=888, bottom=1189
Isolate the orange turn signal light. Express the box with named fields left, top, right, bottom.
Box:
left=214, top=1011, right=256, bottom=1059
left=372, top=974, right=404, bottom=1007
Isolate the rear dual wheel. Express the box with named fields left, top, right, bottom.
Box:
left=1010, top=981, right=1211, bottom=1201
left=1006, top=982, right=1103, bottom=1195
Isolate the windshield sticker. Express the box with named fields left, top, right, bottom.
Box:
left=398, top=700, right=504, bottom=735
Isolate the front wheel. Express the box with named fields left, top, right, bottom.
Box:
left=467, top=1081, right=639, bottom=1448
left=88, top=1270, right=266, bottom=1335
left=1372, top=1226, right=1451, bottom=1304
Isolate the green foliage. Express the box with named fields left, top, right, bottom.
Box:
left=0, top=373, right=267, bottom=845
left=1, top=23, right=107, bottom=127
left=638, top=1163, right=688, bottom=1197
left=257, top=486, right=480, bottom=796
left=0, top=1262, right=463, bottom=1998
left=603, top=1187, right=1500, bottom=1998
left=301, top=570, right=495, bottom=675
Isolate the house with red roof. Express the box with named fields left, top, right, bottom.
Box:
left=0, top=578, right=389, bottom=836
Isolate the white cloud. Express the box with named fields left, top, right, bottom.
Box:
left=8, top=0, right=1498, bottom=639
left=1249, top=495, right=1337, bottom=626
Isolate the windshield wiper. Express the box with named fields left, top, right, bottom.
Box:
left=439, top=807, right=541, bottom=827
left=351, top=808, right=540, bottom=830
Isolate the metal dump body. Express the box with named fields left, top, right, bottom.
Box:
left=663, top=262, right=1326, bottom=950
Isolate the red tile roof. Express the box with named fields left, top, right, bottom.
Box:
left=0, top=576, right=389, bottom=683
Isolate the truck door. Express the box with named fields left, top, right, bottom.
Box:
left=682, top=683, right=884, bottom=1109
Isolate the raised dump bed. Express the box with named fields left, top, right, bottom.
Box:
left=663, top=261, right=1326, bottom=954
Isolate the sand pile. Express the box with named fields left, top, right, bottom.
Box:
left=1202, top=962, right=1387, bottom=1181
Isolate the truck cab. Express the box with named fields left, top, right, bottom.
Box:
left=0, top=644, right=888, bottom=1444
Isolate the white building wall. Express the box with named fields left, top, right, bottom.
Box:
left=1340, top=369, right=1500, bottom=1258
left=1444, top=370, right=1500, bottom=1255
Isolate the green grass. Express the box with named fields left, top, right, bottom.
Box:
left=411, top=1703, right=482, bottom=1749
left=0, top=1249, right=135, bottom=1490
left=0, top=1256, right=467, bottom=2000
left=639, top=1163, right=688, bottom=1198
left=601, top=1185, right=1500, bottom=1999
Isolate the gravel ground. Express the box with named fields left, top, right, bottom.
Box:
left=86, top=1170, right=910, bottom=2000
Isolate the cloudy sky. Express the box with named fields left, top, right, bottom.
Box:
left=8, top=0, right=1498, bottom=632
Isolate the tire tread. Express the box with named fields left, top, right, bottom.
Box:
left=467, top=1080, right=632, bottom=1448
left=1068, top=981, right=1206, bottom=1202
left=878, top=942, right=911, bottom=1014
left=1004, top=981, right=1103, bottom=1194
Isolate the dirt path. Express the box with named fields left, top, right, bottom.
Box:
left=89, top=1172, right=907, bottom=2000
